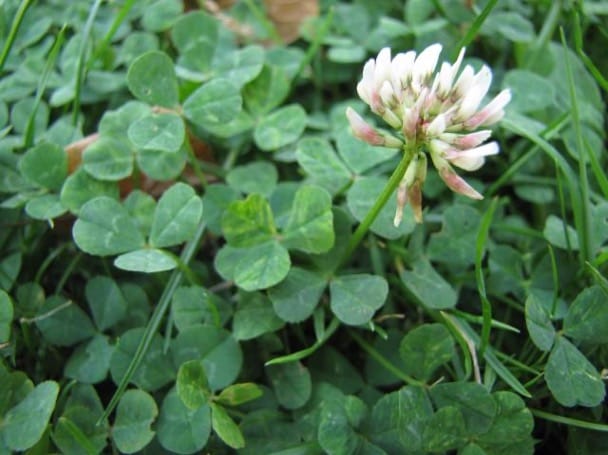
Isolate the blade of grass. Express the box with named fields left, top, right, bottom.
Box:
left=586, top=262, right=608, bottom=294
left=585, top=137, right=608, bottom=199
left=524, top=0, right=561, bottom=69
left=572, top=10, right=608, bottom=93
left=87, top=0, right=138, bottom=71
left=0, top=0, right=35, bottom=72
left=475, top=197, right=498, bottom=356
left=547, top=244, right=560, bottom=316
left=453, top=0, right=499, bottom=57
left=347, top=328, right=424, bottom=387
left=450, top=314, right=531, bottom=397
left=501, top=117, right=584, bottom=265
left=265, top=316, right=339, bottom=366
left=531, top=408, right=608, bottom=432
left=451, top=309, right=520, bottom=334
left=57, top=417, right=98, bottom=455
left=242, top=0, right=282, bottom=44
left=486, top=112, right=568, bottom=197
left=72, top=0, right=103, bottom=127
left=98, top=221, right=206, bottom=423
left=292, top=6, right=334, bottom=86
left=440, top=311, right=473, bottom=381
left=560, top=27, right=591, bottom=263
left=24, top=24, right=67, bottom=148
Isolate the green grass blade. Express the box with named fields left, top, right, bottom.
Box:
left=573, top=10, right=608, bottom=93
left=265, top=317, right=339, bottom=366
left=98, top=221, right=207, bottom=423
left=88, top=0, right=137, bottom=71
left=560, top=28, right=591, bottom=263
left=439, top=311, right=473, bottom=381
left=72, top=0, right=103, bottom=126
left=486, top=113, right=568, bottom=197
left=585, top=137, right=608, bottom=199
left=57, top=417, right=98, bottom=455
left=24, top=24, right=67, bottom=147
left=450, top=310, right=520, bottom=334
left=347, top=328, right=423, bottom=386
left=452, top=315, right=531, bottom=397
left=292, top=6, right=334, bottom=85
left=453, top=0, right=499, bottom=57
left=531, top=408, right=608, bottom=432
left=476, top=197, right=498, bottom=355
left=586, top=262, right=608, bottom=294
left=243, top=0, right=282, bottom=44
left=0, top=0, right=35, bottom=72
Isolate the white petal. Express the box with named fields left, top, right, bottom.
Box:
left=379, top=80, right=395, bottom=106
left=445, top=142, right=499, bottom=171
left=426, top=113, right=447, bottom=137
left=413, top=43, right=442, bottom=81
left=391, top=50, right=416, bottom=89
left=374, top=48, right=392, bottom=87
left=457, top=66, right=492, bottom=119
left=446, top=141, right=499, bottom=159
left=356, top=81, right=371, bottom=104
left=451, top=155, right=485, bottom=171
left=453, top=65, right=475, bottom=97
left=437, top=47, right=466, bottom=97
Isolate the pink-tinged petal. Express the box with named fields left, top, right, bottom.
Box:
left=464, top=89, right=511, bottom=129
left=346, top=107, right=383, bottom=145
left=402, top=106, right=419, bottom=141
left=346, top=107, right=403, bottom=148
left=439, top=166, right=484, bottom=199
left=440, top=130, right=492, bottom=149
left=430, top=147, right=483, bottom=199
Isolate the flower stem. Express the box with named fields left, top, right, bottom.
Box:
left=341, top=148, right=415, bottom=265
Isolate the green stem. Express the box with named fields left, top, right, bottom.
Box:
left=341, top=149, right=415, bottom=265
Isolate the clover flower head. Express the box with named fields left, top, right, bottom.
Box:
left=347, top=44, right=511, bottom=225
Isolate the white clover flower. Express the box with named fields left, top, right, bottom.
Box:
left=347, top=44, right=511, bottom=225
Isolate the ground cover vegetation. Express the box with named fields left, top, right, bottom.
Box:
left=0, top=0, right=607, bottom=453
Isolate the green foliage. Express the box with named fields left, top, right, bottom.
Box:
left=1, top=1, right=607, bottom=453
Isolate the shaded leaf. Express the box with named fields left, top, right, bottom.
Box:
left=399, top=323, right=455, bottom=381
left=545, top=336, right=605, bottom=407
left=330, top=274, right=388, bottom=325
left=112, top=390, right=158, bottom=454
